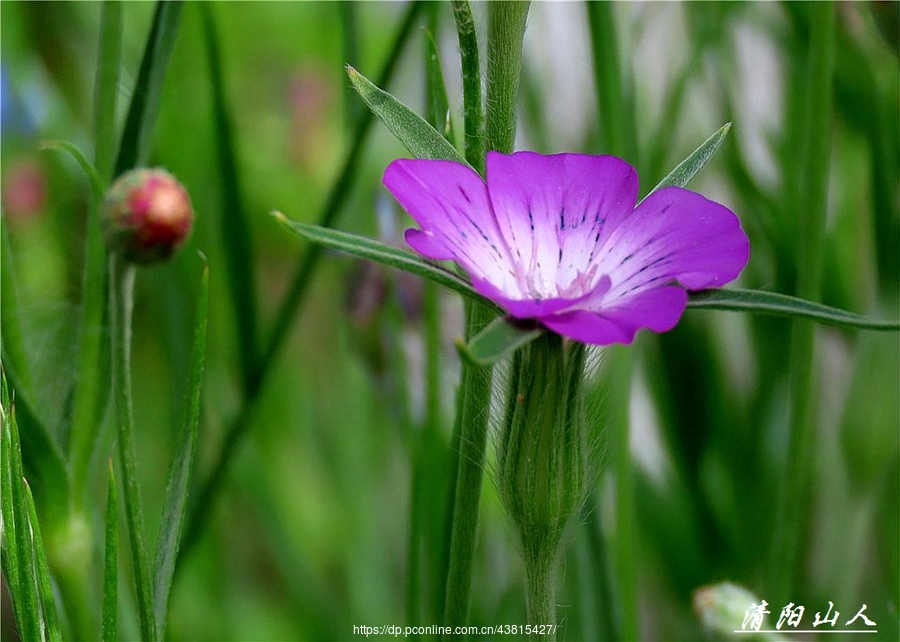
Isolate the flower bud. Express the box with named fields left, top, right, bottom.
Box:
left=102, top=168, right=193, bottom=264
left=496, top=333, right=590, bottom=568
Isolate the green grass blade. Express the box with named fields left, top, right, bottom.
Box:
left=457, top=316, right=544, bottom=367
left=1, top=372, right=21, bottom=611
left=643, top=122, right=732, bottom=199
left=39, top=140, right=106, bottom=198
left=425, top=29, right=454, bottom=142
left=178, top=1, right=426, bottom=568
left=347, top=65, right=470, bottom=167
left=2, top=355, right=70, bottom=517
left=273, top=214, right=492, bottom=309
left=451, top=0, right=484, bottom=175
left=199, top=4, right=259, bottom=391
left=2, top=223, right=33, bottom=397
left=23, top=480, right=62, bottom=641
left=114, top=0, right=184, bottom=175
left=153, top=259, right=209, bottom=637
left=339, top=1, right=362, bottom=128
left=7, top=394, right=41, bottom=641
left=687, top=288, right=899, bottom=331
left=103, top=461, right=119, bottom=642
left=94, top=0, right=122, bottom=180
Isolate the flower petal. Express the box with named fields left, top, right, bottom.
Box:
left=593, top=186, right=749, bottom=306
left=542, top=285, right=687, bottom=345
left=485, top=151, right=639, bottom=299
left=472, top=274, right=612, bottom=319
left=384, top=159, right=519, bottom=294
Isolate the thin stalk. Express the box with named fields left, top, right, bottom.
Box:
left=443, top=3, right=529, bottom=637
left=771, top=2, right=835, bottom=603
left=451, top=0, right=484, bottom=174
left=485, top=1, right=530, bottom=154
left=110, top=255, right=156, bottom=642
left=524, top=553, right=556, bottom=641
left=442, top=303, right=494, bottom=638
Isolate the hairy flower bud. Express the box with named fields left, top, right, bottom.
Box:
left=496, top=333, right=591, bottom=591
left=102, top=168, right=193, bottom=264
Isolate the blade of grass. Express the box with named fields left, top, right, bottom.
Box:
left=451, top=0, right=484, bottom=174
left=587, top=3, right=638, bottom=639
left=199, top=4, right=258, bottom=392
left=347, top=65, right=469, bottom=167
left=177, top=0, right=425, bottom=567
left=687, top=288, right=899, bottom=330
left=770, top=2, right=836, bottom=604
left=103, top=461, right=119, bottom=642
left=340, top=2, right=362, bottom=128
left=7, top=395, right=41, bottom=641
left=68, top=0, right=121, bottom=508
left=39, top=140, right=105, bottom=198
left=109, top=255, right=156, bottom=642
left=425, top=29, right=454, bottom=142
left=24, top=480, right=62, bottom=642
left=1, top=223, right=34, bottom=399
left=114, top=0, right=184, bottom=175
left=1, top=372, right=21, bottom=620
left=153, top=259, right=208, bottom=637
left=272, top=216, right=492, bottom=309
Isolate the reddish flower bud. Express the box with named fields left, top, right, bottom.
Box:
left=102, top=168, right=193, bottom=264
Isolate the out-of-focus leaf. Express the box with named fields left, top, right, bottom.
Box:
left=39, top=140, right=106, bottom=197
left=114, top=0, right=183, bottom=174
left=424, top=29, right=453, bottom=141
left=456, top=316, right=544, bottom=367
left=273, top=214, right=492, bottom=309
left=153, top=259, right=208, bottom=637
left=199, top=4, right=258, bottom=391
left=687, top=288, right=898, bottom=331
left=347, top=65, right=470, bottom=167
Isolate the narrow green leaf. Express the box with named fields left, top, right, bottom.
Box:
left=23, top=480, right=62, bottom=642
left=39, top=140, right=106, bottom=199
left=1, top=372, right=21, bottom=607
left=451, top=0, right=484, bottom=174
left=687, top=288, right=899, bottom=331
left=114, top=0, right=184, bottom=175
left=273, top=214, right=493, bottom=310
left=643, top=123, right=731, bottom=198
left=153, top=259, right=208, bottom=637
left=199, top=4, right=258, bottom=390
left=1, top=354, right=69, bottom=519
left=2, top=224, right=34, bottom=396
left=347, top=65, right=470, bottom=167
left=339, top=1, right=362, bottom=129
left=456, top=316, right=544, bottom=367
left=178, top=1, right=426, bottom=570
left=425, top=29, right=453, bottom=141
left=8, top=395, right=41, bottom=642
left=103, top=461, right=119, bottom=642
left=94, top=0, right=123, bottom=181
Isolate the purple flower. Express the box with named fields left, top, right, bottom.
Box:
left=383, top=151, right=749, bottom=345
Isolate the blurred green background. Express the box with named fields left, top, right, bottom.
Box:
left=2, top=2, right=898, bottom=640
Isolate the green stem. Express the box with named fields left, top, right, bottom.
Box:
left=485, top=1, right=530, bottom=154
left=442, top=304, right=494, bottom=638
left=524, top=552, right=556, bottom=642
left=451, top=0, right=484, bottom=174
left=110, top=255, right=156, bottom=642
left=771, top=2, right=835, bottom=603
